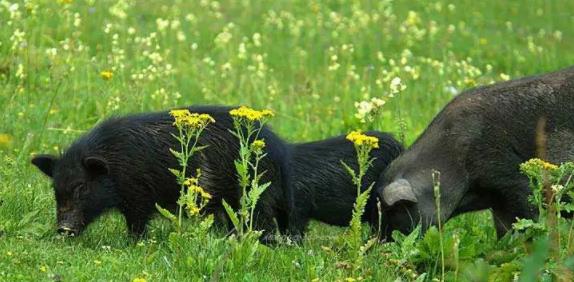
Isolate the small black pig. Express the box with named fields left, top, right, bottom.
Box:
left=378, top=66, right=574, bottom=239
left=288, top=131, right=403, bottom=237
left=32, top=106, right=291, bottom=240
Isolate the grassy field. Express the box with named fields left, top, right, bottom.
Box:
left=1, top=0, right=574, bottom=281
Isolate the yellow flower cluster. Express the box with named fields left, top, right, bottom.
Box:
left=229, top=106, right=274, bottom=121
left=187, top=206, right=201, bottom=216
left=100, top=70, right=113, bottom=80
left=183, top=177, right=212, bottom=200
left=522, top=158, right=559, bottom=171
left=346, top=130, right=379, bottom=149
left=251, top=139, right=266, bottom=152
left=170, top=109, right=215, bottom=128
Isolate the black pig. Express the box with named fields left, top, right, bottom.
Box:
left=288, top=131, right=403, bottom=237
left=378, top=66, right=574, bottom=239
left=32, top=106, right=291, bottom=241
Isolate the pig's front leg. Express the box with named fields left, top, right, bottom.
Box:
left=488, top=177, right=538, bottom=238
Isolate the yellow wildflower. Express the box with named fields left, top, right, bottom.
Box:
left=169, top=109, right=215, bottom=128
left=191, top=185, right=212, bottom=200
left=0, top=134, right=13, bottom=148
left=251, top=139, right=266, bottom=153
left=39, top=265, right=47, bottom=272
left=346, top=130, right=379, bottom=149
left=183, top=177, right=199, bottom=187
left=170, top=109, right=189, bottom=119
left=187, top=206, right=201, bottom=216
left=229, top=106, right=274, bottom=121
left=132, top=278, right=146, bottom=282
left=522, top=158, right=559, bottom=171
left=100, top=70, right=113, bottom=80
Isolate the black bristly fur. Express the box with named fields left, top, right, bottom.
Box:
left=32, top=105, right=291, bottom=241
left=32, top=105, right=404, bottom=243
left=287, top=131, right=404, bottom=238
left=378, top=66, right=574, bottom=240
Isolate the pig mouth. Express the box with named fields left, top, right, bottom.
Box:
left=57, top=222, right=84, bottom=237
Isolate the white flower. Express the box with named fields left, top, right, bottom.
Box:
left=445, top=85, right=458, bottom=96
left=552, top=184, right=564, bottom=193
left=389, top=77, right=406, bottom=96
left=371, top=97, right=385, bottom=107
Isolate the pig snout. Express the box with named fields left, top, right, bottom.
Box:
left=56, top=209, right=84, bottom=236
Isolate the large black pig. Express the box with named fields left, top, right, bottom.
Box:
left=377, top=66, right=574, bottom=239
left=32, top=106, right=292, bottom=241
left=288, top=131, right=403, bottom=237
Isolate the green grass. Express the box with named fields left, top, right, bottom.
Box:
left=1, top=0, right=574, bottom=280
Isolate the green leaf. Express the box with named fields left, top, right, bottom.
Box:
left=222, top=199, right=241, bottom=231
left=155, top=203, right=177, bottom=224
left=248, top=181, right=271, bottom=208
left=512, top=218, right=545, bottom=232
left=561, top=203, right=574, bottom=212
left=191, top=145, right=209, bottom=153
left=18, top=210, right=40, bottom=227
left=413, top=273, right=427, bottom=282
left=340, top=160, right=357, bottom=181
left=168, top=168, right=181, bottom=178
left=169, top=148, right=183, bottom=160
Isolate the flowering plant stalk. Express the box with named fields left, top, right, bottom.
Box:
left=222, top=106, right=274, bottom=239
left=341, top=130, right=379, bottom=269
left=516, top=159, right=574, bottom=237
left=155, top=109, right=214, bottom=234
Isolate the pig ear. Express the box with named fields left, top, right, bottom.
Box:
left=83, top=156, right=109, bottom=177
left=381, top=179, right=417, bottom=206
left=31, top=154, right=59, bottom=178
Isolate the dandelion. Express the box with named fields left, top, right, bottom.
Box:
left=229, top=106, right=274, bottom=121
left=100, top=70, right=113, bottom=80
left=346, top=131, right=379, bottom=149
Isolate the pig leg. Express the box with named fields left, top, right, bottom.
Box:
left=251, top=203, right=281, bottom=244
left=123, top=205, right=154, bottom=237
left=275, top=209, right=304, bottom=242
left=489, top=178, right=537, bottom=238
left=284, top=198, right=313, bottom=242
